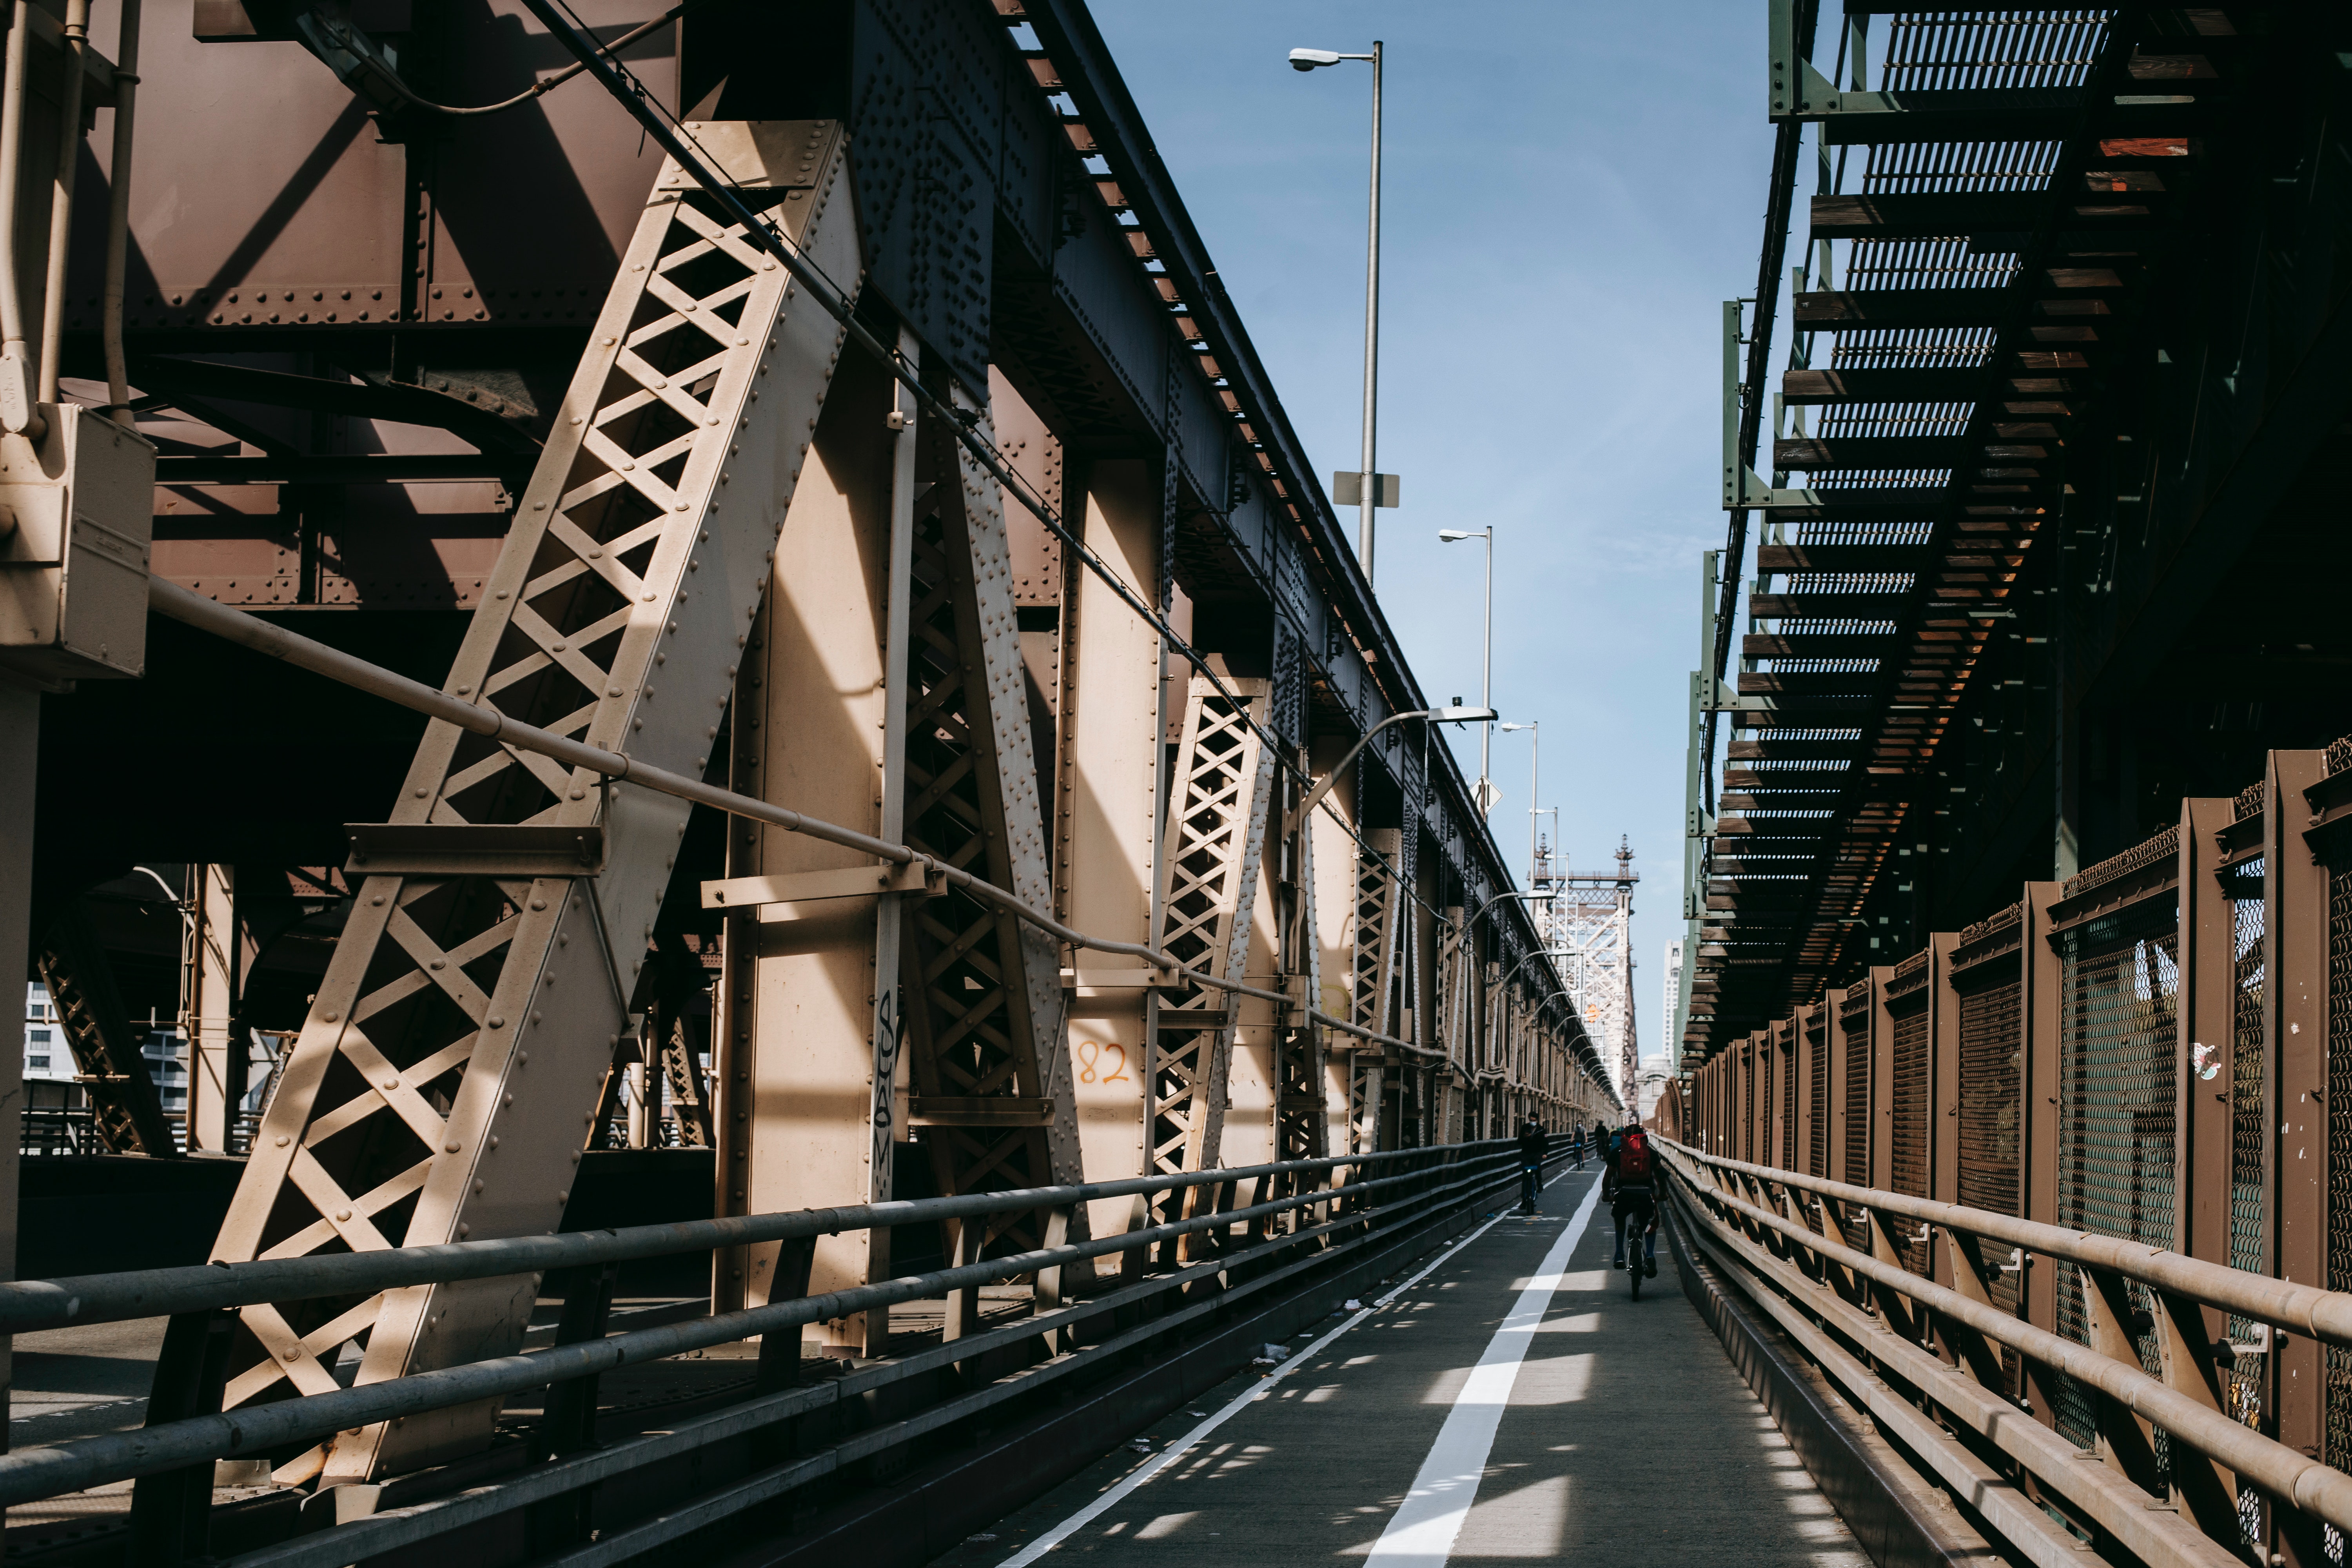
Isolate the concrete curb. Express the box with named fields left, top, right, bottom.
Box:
left=1663, top=1196, right=1989, bottom=1568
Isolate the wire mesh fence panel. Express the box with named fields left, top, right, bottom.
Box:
left=2053, top=895, right=2181, bottom=1466
left=2326, top=861, right=2352, bottom=1481
left=1956, top=965, right=2023, bottom=1220
left=1743, top=1047, right=1755, bottom=1161
left=1841, top=989, right=1872, bottom=1249
left=1808, top=1014, right=1829, bottom=1178
left=1955, top=956, right=2024, bottom=1397
left=1782, top=1038, right=1798, bottom=1172
left=1890, top=988, right=1931, bottom=1275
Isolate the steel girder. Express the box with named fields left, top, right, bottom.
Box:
left=1345, top=829, right=1404, bottom=1156
left=208, top=123, right=858, bottom=1483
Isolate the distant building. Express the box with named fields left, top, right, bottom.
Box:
left=1633, top=1052, right=1672, bottom=1122
left=24, top=983, right=193, bottom=1151
left=1662, top=939, right=1684, bottom=1072
left=24, top=982, right=69, bottom=1082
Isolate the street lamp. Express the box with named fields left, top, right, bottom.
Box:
left=1295, top=704, right=1497, bottom=828
left=1499, top=719, right=1539, bottom=889
left=1439, top=527, right=1494, bottom=815
left=1289, top=40, right=1386, bottom=583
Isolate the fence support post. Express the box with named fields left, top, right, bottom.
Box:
left=2270, top=748, right=2328, bottom=1568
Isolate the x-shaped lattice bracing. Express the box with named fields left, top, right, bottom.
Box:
left=891, top=398, right=1083, bottom=1257
left=208, top=123, right=860, bottom=1483
left=1147, top=682, right=1274, bottom=1186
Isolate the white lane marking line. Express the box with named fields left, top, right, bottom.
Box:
left=1359, top=1174, right=1606, bottom=1568
left=997, top=1167, right=1583, bottom=1566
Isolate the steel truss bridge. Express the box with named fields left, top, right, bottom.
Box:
left=0, top=0, right=1631, bottom=1562
left=1671, top=5, right=2352, bottom=1568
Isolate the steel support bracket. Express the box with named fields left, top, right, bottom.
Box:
left=1768, top=0, right=1898, bottom=122
left=343, top=823, right=607, bottom=877
left=699, top=861, right=943, bottom=916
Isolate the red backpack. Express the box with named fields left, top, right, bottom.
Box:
left=1617, top=1130, right=1653, bottom=1181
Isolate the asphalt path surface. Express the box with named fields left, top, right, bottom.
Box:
left=930, top=1167, right=1869, bottom=1566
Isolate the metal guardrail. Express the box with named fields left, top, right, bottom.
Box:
left=1662, top=1136, right=2348, bottom=1567
left=8, top=1136, right=1554, bottom=1566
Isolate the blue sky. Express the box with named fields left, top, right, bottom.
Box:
left=1094, top=2, right=1771, bottom=1060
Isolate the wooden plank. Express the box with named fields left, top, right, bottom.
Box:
left=1794, top=290, right=2009, bottom=328
left=1755, top=544, right=1926, bottom=574
left=1810, top=192, right=2043, bottom=236
left=1736, top=672, right=1882, bottom=697
left=1742, top=632, right=1899, bottom=659
left=1782, top=367, right=1985, bottom=405
left=1773, top=436, right=1966, bottom=471
left=1749, top=592, right=1909, bottom=619
left=1728, top=738, right=1865, bottom=760
left=1748, top=486, right=1951, bottom=519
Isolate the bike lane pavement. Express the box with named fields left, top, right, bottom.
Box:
left=932, top=1168, right=1867, bottom=1565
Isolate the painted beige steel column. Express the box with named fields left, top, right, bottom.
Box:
left=185, top=863, right=240, bottom=1151
left=1308, top=736, right=1359, bottom=1147
left=1058, top=458, right=1162, bottom=1244
left=717, top=348, right=898, bottom=1351
left=866, top=333, right=920, bottom=1229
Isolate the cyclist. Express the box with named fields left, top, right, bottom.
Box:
left=1569, top=1121, right=1587, bottom=1171
left=1601, top=1123, right=1660, bottom=1277
left=1515, top=1117, right=1547, bottom=1214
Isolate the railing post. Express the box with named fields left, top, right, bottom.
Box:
left=1941, top=1229, right=2014, bottom=1391
left=1865, top=1208, right=1924, bottom=1343
left=2270, top=748, right=2328, bottom=1568
left=1035, top=1203, right=1077, bottom=1356
left=525, top=1259, right=622, bottom=1553
left=534, top=1261, right=621, bottom=1460
left=2078, top=1265, right=2166, bottom=1495
left=125, top=1307, right=237, bottom=1566
left=945, top=1214, right=984, bottom=1345
left=2149, top=1286, right=2245, bottom=1542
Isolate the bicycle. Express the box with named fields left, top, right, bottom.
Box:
left=1615, top=1194, right=1658, bottom=1300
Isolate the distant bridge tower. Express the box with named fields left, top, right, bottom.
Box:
left=1539, top=838, right=1639, bottom=1109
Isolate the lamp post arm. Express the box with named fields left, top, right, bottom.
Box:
left=1295, top=709, right=1422, bottom=828
left=1293, top=706, right=1495, bottom=829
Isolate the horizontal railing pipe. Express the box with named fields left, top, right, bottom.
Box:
left=1661, top=1144, right=2352, bottom=1535
left=0, top=1143, right=1537, bottom=1507
left=1661, top=1136, right=2352, bottom=1352
left=227, top=1144, right=1552, bottom=1568
left=0, top=1137, right=1518, bottom=1334
left=148, top=579, right=1446, bottom=1066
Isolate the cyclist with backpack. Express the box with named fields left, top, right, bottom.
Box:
left=1602, top=1123, right=1659, bottom=1277
left=1515, top=1117, right=1548, bottom=1214
left=1569, top=1122, right=1587, bottom=1171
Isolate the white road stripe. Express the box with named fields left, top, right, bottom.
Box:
left=1360, top=1174, right=1606, bottom=1568
left=997, top=1168, right=1580, bottom=1566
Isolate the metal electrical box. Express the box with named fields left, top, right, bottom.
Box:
left=0, top=405, right=158, bottom=683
